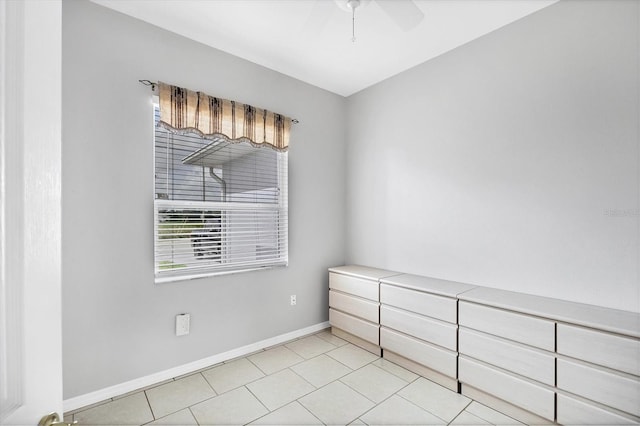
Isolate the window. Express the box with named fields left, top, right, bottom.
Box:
left=154, top=104, right=288, bottom=281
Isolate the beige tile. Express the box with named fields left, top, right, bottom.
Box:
left=372, top=357, right=419, bottom=382
left=326, top=343, right=379, bottom=370
left=285, top=334, right=337, bottom=359
left=173, top=363, right=222, bottom=380
left=248, top=345, right=304, bottom=375
left=360, top=395, right=446, bottom=425
left=349, top=420, right=366, bottom=425
left=299, top=381, right=375, bottom=425
left=263, top=340, right=296, bottom=350
left=73, top=392, right=153, bottom=425
left=450, top=411, right=492, bottom=425
left=112, top=379, right=174, bottom=401
left=340, top=363, right=408, bottom=403
left=465, top=401, right=525, bottom=425
left=145, top=373, right=215, bottom=419
left=398, top=378, right=471, bottom=423
left=249, top=401, right=322, bottom=425
left=145, top=408, right=198, bottom=425
left=246, top=369, right=315, bottom=411
left=223, top=349, right=264, bottom=364
left=291, top=354, right=352, bottom=387
left=202, top=357, right=265, bottom=394
left=65, top=398, right=114, bottom=415
left=191, top=386, right=268, bottom=425
left=315, top=330, right=349, bottom=346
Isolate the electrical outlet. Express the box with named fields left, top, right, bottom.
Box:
left=290, top=295, right=297, bottom=306
left=176, top=313, right=190, bottom=336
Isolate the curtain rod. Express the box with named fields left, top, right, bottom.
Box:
left=139, top=80, right=299, bottom=124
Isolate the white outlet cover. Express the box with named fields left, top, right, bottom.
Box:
left=176, top=313, right=190, bottom=336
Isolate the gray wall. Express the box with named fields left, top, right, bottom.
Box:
left=62, top=0, right=346, bottom=398
left=346, top=0, right=639, bottom=312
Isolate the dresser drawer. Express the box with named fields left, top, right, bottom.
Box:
left=459, top=328, right=555, bottom=386
left=329, top=272, right=378, bottom=301
left=380, top=327, right=457, bottom=378
left=329, top=290, right=379, bottom=323
left=380, top=284, right=457, bottom=323
left=458, top=356, right=555, bottom=421
left=329, top=308, right=379, bottom=345
left=459, top=301, right=555, bottom=351
left=557, top=393, right=639, bottom=425
left=557, top=358, right=640, bottom=417
left=380, top=305, right=457, bottom=351
left=557, top=323, right=640, bottom=376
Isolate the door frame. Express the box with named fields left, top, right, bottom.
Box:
left=0, top=1, right=63, bottom=424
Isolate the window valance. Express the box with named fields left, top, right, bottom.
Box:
left=158, top=82, right=292, bottom=151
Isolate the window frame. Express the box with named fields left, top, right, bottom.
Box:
left=152, top=100, right=288, bottom=283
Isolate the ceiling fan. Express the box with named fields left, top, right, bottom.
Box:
left=306, top=0, right=425, bottom=42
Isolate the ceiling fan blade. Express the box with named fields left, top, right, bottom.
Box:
left=302, top=0, right=335, bottom=36
left=375, top=0, right=424, bottom=31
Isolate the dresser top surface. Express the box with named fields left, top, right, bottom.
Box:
left=459, top=287, right=640, bottom=338
left=328, top=265, right=401, bottom=281
left=380, top=273, right=477, bottom=298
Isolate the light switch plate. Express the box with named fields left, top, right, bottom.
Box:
left=176, top=313, right=190, bottom=336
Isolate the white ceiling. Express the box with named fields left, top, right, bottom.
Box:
left=91, top=0, right=557, bottom=97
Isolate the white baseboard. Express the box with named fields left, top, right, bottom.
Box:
left=63, top=321, right=330, bottom=412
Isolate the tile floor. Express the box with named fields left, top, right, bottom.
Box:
left=65, top=329, right=526, bottom=426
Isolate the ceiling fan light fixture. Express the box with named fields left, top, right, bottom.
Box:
left=346, top=0, right=360, bottom=10
left=334, top=0, right=370, bottom=13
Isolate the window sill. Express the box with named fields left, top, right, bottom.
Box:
left=154, top=263, right=288, bottom=284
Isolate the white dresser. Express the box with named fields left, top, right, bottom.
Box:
left=378, top=274, right=475, bottom=391
left=328, top=265, right=400, bottom=355
left=554, top=304, right=640, bottom=425
left=458, top=287, right=640, bottom=425
left=328, top=266, right=640, bottom=424
left=457, top=290, right=557, bottom=423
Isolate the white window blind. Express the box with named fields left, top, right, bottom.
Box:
left=153, top=105, right=288, bottom=281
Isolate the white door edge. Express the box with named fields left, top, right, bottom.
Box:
left=0, top=1, right=63, bottom=424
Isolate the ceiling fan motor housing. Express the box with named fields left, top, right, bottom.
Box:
left=335, top=0, right=371, bottom=13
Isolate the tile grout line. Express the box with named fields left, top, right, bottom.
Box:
left=142, top=389, right=156, bottom=421
left=445, top=399, right=474, bottom=425
left=285, top=347, right=381, bottom=425
left=243, top=384, right=272, bottom=416
left=346, top=384, right=405, bottom=422
left=343, top=365, right=433, bottom=423
left=245, top=345, right=307, bottom=376
left=187, top=406, right=200, bottom=426
left=466, top=401, right=527, bottom=426
left=144, top=372, right=219, bottom=422
left=200, top=358, right=268, bottom=397
left=297, top=401, right=326, bottom=426
left=394, top=392, right=451, bottom=424
left=196, top=371, right=217, bottom=395
left=314, top=331, right=349, bottom=347
left=64, top=396, right=115, bottom=416
left=324, top=344, right=379, bottom=371
left=337, top=362, right=405, bottom=405
left=372, top=359, right=421, bottom=384
left=246, top=366, right=322, bottom=415
left=293, top=351, right=408, bottom=425
left=286, top=366, right=321, bottom=391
